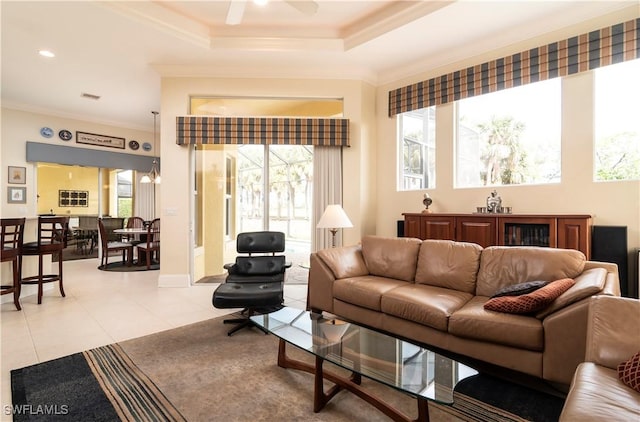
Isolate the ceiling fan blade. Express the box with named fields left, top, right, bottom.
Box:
left=226, top=0, right=247, bottom=25
left=285, top=0, right=318, bottom=16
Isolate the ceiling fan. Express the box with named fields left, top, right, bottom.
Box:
left=226, top=0, right=319, bottom=25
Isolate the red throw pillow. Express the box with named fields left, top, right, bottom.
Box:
left=618, top=351, right=640, bottom=393
left=484, top=278, right=575, bottom=314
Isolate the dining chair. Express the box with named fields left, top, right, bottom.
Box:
left=98, top=218, right=133, bottom=268
left=1, top=218, right=25, bottom=310
left=123, top=216, right=146, bottom=246
left=20, top=216, right=68, bottom=304
left=136, top=218, right=160, bottom=270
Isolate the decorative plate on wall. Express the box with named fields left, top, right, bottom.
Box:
left=142, top=142, right=152, bottom=151
left=58, top=129, right=72, bottom=141
left=129, top=140, right=140, bottom=150
left=40, top=127, right=54, bottom=138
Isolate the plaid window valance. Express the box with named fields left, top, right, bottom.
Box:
left=389, top=18, right=639, bottom=116
left=176, top=116, right=349, bottom=147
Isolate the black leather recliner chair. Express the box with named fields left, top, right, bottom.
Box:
left=212, top=231, right=289, bottom=336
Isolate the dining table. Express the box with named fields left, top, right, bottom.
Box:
left=113, top=227, right=159, bottom=267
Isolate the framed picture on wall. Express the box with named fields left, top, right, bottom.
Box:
left=8, top=166, right=26, bottom=184
left=7, top=187, right=26, bottom=204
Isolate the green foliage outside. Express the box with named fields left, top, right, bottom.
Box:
left=595, top=132, right=640, bottom=181
left=477, top=116, right=527, bottom=185
left=118, top=198, right=132, bottom=218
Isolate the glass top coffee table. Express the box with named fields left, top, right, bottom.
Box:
left=251, top=307, right=477, bottom=422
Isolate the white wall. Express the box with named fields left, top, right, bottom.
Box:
left=158, top=77, right=377, bottom=286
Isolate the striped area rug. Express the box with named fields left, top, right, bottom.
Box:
left=83, top=345, right=186, bottom=422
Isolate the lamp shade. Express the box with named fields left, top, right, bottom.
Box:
left=316, top=205, right=353, bottom=229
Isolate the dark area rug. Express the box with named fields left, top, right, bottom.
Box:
left=11, top=316, right=565, bottom=422
left=98, top=262, right=159, bottom=272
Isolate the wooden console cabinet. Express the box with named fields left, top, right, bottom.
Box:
left=403, top=213, right=592, bottom=259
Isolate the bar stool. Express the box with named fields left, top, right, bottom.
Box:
left=20, top=216, right=68, bottom=304
left=1, top=218, right=25, bottom=310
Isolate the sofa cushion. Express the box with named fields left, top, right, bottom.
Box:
left=492, top=280, right=549, bottom=298
left=476, top=246, right=586, bottom=297
left=414, top=240, right=482, bottom=294
left=618, top=351, right=640, bottom=393
left=333, top=276, right=408, bottom=312
left=317, top=244, right=369, bottom=279
left=536, top=267, right=606, bottom=319
left=484, top=278, right=576, bottom=314
left=381, top=284, right=473, bottom=331
left=560, top=363, right=640, bottom=421
left=449, top=296, right=544, bottom=351
left=361, top=236, right=422, bottom=282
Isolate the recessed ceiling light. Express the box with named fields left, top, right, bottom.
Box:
left=254, top=0, right=268, bottom=6
left=38, top=50, right=55, bottom=58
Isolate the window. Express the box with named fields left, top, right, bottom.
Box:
left=398, top=107, right=436, bottom=190
left=456, top=79, right=561, bottom=188
left=594, top=59, right=640, bottom=181
left=116, top=170, right=133, bottom=218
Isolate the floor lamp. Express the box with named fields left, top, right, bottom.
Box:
left=317, top=204, right=353, bottom=248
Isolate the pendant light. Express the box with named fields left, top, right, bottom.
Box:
left=141, top=111, right=160, bottom=184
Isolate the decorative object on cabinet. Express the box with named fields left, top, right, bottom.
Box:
left=422, top=193, right=432, bottom=213
left=58, top=129, right=72, bottom=141
left=7, top=166, right=26, bottom=184
left=486, top=190, right=502, bottom=213
left=7, top=187, right=26, bottom=204
left=76, top=131, right=125, bottom=149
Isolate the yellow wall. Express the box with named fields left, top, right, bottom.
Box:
left=36, top=164, right=100, bottom=215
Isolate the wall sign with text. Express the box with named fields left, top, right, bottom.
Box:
left=76, top=131, right=125, bottom=149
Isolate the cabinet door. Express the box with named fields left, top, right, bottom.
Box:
left=404, top=215, right=423, bottom=239
left=456, top=217, right=496, bottom=247
left=558, top=218, right=591, bottom=258
left=423, top=216, right=455, bottom=240
left=498, top=217, right=557, bottom=247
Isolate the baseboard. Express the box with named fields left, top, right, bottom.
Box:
left=158, top=274, right=191, bottom=288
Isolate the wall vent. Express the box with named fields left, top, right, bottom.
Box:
left=81, top=92, right=101, bottom=100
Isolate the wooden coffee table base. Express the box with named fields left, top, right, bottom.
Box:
left=277, top=339, right=430, bottom=422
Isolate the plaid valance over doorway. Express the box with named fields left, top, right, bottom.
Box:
left=389, top=18, right=639, bottom=116
left=176, top=116, right=350, bottom=146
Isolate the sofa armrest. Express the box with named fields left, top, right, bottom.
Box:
left=308, top=253, right=338, bottom=313
left=586, top=295, right=640, bottom=369
left=543, top=299, right=591, bottom=386
left=583, top=261, right=620, bottom=296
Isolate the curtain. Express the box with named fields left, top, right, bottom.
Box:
left=176, top=116, right=349, bottom=146
left=134, top=174, right=155, bottom=221
left=312, top=147, right=343, bottom=252
left=389, top=18, right=639, bottom=116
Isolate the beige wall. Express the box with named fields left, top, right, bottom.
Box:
left=159, top=77, right=377, bottom=286
left=1, top=107, right=154, bottom=219
left=375, top=7, right=640, bottom=290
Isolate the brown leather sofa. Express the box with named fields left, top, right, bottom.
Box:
left=560, top=295, right=640, bottom=421
left=308, top=235, right=620, bottom=389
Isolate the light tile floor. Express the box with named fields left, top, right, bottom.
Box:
left=0, top=258, right=308, bottom=420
